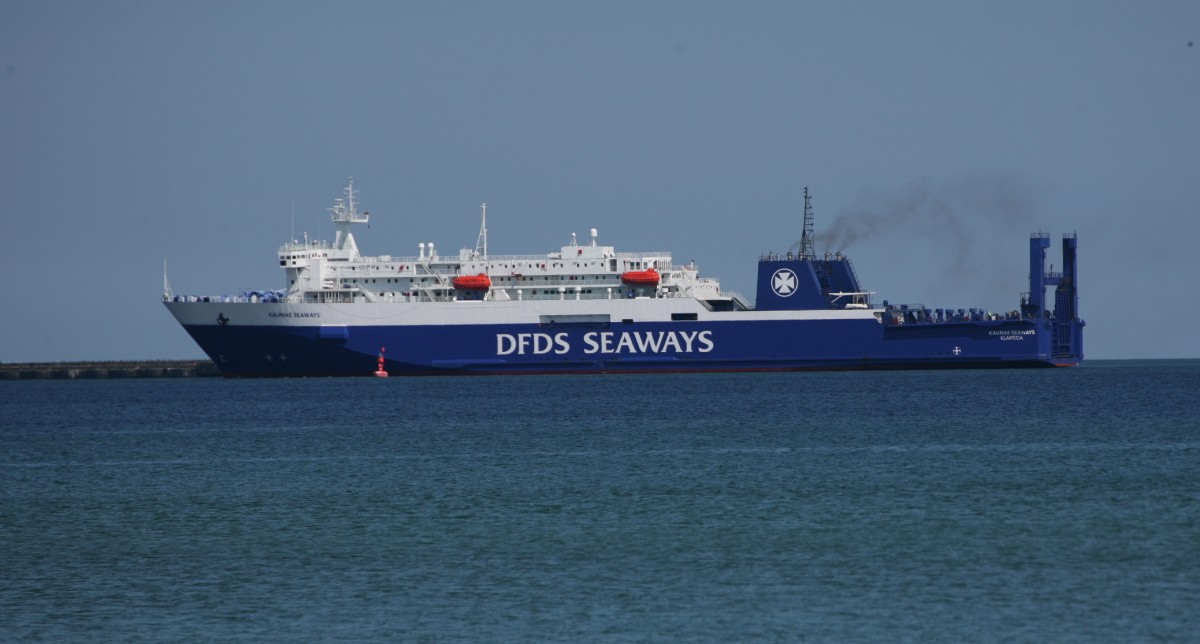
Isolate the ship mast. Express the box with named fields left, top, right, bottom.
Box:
left=329, top=178, right=369, bottom=256
left=474, top=203, right=488, bottom=259
left=799, top=187, right=816, bottom=260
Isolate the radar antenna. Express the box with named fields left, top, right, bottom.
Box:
left=329, top=178, right=369, bottom=225
left=800, top=187, right=817, bottom=260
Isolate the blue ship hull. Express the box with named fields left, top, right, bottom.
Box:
left=177, top=316, right=1079, bottom=377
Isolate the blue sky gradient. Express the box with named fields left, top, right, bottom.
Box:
left=2, top=1, right=1197, bottom=361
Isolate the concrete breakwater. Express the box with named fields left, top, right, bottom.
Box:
left=0, top=360, right=220, bottom=380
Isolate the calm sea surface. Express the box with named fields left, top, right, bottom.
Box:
left=2, top=360, right=1197, bottom=642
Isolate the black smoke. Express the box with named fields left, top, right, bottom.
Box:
left=819, top=175, right=1038, bottom=253
left=813, top=175, right=1043, bottom=297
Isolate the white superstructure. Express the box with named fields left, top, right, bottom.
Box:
left=273, top=180, right=748, bottom=309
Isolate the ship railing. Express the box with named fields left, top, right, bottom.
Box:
left=340, top=252, right=676, bottom=264
left=880, top=302, right=1027, bottom=325
left=168, top=294, right=259, bottom=304
left=169, top=295, right=246, bottom=303
left=444, top=254, right=554, bottom=263
left=616, top=252, right=672, bottom=259
left=442, top=253, right=602, bottom=263
left=722, top=291, right=752, bottom=309
left=355, top=255, right=403, bottom=263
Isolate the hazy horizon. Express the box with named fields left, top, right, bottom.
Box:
left=2, top=1, right=1197, bottom=361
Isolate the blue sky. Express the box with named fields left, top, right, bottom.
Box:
left=2, top=1, right=1196, bottom=362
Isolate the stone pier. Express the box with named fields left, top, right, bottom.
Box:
left=0, top=360, right=221, bottom=380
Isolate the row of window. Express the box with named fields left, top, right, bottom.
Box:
left=338, top=277, right=666, bottom=294
left=281, top=253, right=328, bottom=259
left=334, top=276, right=650, bottom=285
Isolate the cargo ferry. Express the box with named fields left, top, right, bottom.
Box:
left=163, top=181, right=1083, bottom=376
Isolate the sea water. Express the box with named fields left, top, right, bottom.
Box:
left=2, top=361, right=1197, bottom=641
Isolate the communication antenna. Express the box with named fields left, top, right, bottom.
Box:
left=474, top=203, right=488, bottom=259
left=162, top=259, right=173, bottom=300
left=800, top=187, right=816, bottom=260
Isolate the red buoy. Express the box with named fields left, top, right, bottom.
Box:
left=374, top=347, right=388, bottom=377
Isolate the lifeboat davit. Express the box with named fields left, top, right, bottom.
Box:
left=452, top=273, right=491, bottom=291
left=620, top=268, right=660, bottom=286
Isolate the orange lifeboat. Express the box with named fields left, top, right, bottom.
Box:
left=620, top=268, right=660, bottom=286
left=452, top=273, right=491, bottom=291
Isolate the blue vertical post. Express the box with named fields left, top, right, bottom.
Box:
left=1027, top=233, right=1050, bottom=317
left=1055, top=235, right=1078, bottom=320
left=1053, top=234, right=1082, bottom=358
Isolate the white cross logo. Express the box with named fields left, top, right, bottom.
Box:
left=771, top=269, right=798, bottom=297
left=952, top=346, right=962, bottom=356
